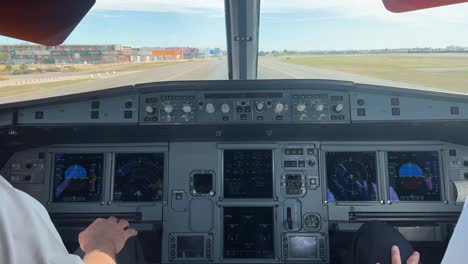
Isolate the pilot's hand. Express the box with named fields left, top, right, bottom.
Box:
left=391, top=245, right=420, bottom=264
left=79, top=216, right=138, bottom=258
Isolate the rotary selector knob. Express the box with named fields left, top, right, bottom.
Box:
left=221, top=103, right=230, bottom=113
left=163, top=104, right=174, bottom=114
left=206, top=103, right=215, bottom=114
left=296, top=103, right=306, bottom=112
left=315, top=104, right=324, bottom=112
left=256, top=102, right=265, bottom=112
left=145, top=105, right=155, bottom=115
left=274, top=103, right=284, bottom=114
left=333, top=104, right=344, bottom=113
left=182, top=104, right=192, bottom=113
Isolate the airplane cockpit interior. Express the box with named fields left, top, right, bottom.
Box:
left=1, top=1, right=468, bottom=264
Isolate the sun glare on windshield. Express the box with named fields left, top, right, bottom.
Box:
left=0, top=0, right=467, bottom=104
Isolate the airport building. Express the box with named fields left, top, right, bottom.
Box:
left=0, top=44, right=218, bottom=64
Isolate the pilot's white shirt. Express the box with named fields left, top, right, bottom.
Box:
left=0, top=176, right=83, bottom=264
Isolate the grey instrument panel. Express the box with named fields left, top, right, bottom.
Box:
left=2, top=140, right=468, bottom=264
left=3, top=81, right=468, bottom=126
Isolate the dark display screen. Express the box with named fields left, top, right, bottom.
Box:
left=224, top=207, right=274, bottom=259
left=53, top=153, right=104, bottom=202
left=193, top=173, right=213, bottom=194
left=223, top=150, right=273, bottom=198
left=326, top=152, right=378, bottom=201
left=285, top=148, right=304, bottom=155
left=388, top=151, right=441, bottom=201
left=289, top=236, right=318, bottom=258
left=113, top=153, right=164, bottom=202
left=176, top=236, right=205, bottom=258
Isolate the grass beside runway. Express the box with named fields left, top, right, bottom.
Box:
left=281, top=54, right=468, bottom=93
left=0, top=79, right=92, bottom=98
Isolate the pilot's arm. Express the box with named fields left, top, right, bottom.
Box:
left=0, top=176, right=137, bottom=264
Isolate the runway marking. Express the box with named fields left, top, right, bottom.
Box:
left=258, top=62, right=303, bottom=78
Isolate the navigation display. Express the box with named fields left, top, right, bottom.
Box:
left=176, top=236, right=204, bottom=258
left=289, top=236, right=318, bottom=258
left=388, top=151, right=441, bottom=201
left=223, top=150, right=273, bottom=198
left=113, top=153, right=164, bottom=202
left=53, top=153, right=104, bottom=202
left=224, top=207, right=274, bottom=259
left=326, top=152, right=378, bottom=201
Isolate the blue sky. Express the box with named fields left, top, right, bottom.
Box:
left=1, top=0, right=468, bottom=51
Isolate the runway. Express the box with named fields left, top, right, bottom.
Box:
left=0, top=56, right=433, bottom=104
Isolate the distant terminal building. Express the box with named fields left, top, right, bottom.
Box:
left=0, top=44, right=221, bottom=64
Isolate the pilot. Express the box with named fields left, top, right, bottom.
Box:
left=0, top=175, right=137, bottom=264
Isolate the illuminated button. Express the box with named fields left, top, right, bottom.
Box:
left=35, top=111, right=44, bottom=119
left=357, top=108, right=366, bottom=116
left=124, top=110, right=133, bottom=119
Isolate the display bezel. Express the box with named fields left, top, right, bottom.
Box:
left=50, top=152, right=106, bottom=203
left=385, top=150, right=445, bottom=203
left=169, top=233, right=213, bottom=262
left=220, top=147, right=275, bottom=199
left=281, top=233, right=325, bottom=262
left=111, top=152, right=165, bottom=203
left=189, top=170, right=216, bottom=197
left=221, top=206, right=276, bottom=261
left=323, top=150, right=381, bottom=204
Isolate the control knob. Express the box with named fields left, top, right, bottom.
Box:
left=163, top=104, right=174, bottom=114
left=333, top=103, right=344, bottom=113
left=256, top=102, right=265, bottom=112
left=296, top=103, right=306, bottom=112
left=221, top=103, right=230, bottom=113
left=274, top=103, right=284, bottom=114
left=315, top=104, right=324, bottom=112
left=206, top=103, right=215, bottom=114
left=182, top=104, right=192, bottom=113
left=145, top=105, right=155, bottom=115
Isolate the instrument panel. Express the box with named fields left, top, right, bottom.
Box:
left=1, top=141, right=467, bottom=264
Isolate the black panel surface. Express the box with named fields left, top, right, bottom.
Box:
left=388, top=151, right=441, bottom=201
left=289, top=236, right=318, bottom=258
left=223, top=149, right=273, bottom=198
left=113, top=153, right=164, bottom=202
left=176, top=236, right=204, bottom=258
left=223, top=207, right=274, bottom=259
left=53, top=153, right=104, bottom=202
left=326, top=152, right=378, bottom=201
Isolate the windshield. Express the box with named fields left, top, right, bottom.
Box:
left=258, top=1, right=468, bottom=94
left=0, top=0, right=467, bottom=104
